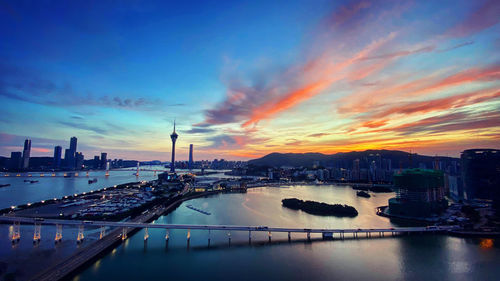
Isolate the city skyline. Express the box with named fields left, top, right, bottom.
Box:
left=1, top=0, right=499, bottom=161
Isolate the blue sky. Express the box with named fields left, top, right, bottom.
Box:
left=1, top=0, right=499, bottom=160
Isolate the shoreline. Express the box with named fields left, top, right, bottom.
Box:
left=29, top=191, right=219, bottom=281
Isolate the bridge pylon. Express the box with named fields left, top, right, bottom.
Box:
left=77, top=225, right=84, bottom=244
left=144, top=228, right=149, bottom=241
left=121, top=227, right=127, bottom=240
left=99, top=226, right=106, bottom=239
left=33, top=223, right=41, bottom=244
left=268, top=231, right=272, bottom=242
left=55, top=224, right=62, bottom=243
left=11, top=221, right=20, bottom=244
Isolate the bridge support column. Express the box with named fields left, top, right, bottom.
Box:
left=187, top=229, right=190, bottom=242
left=144, top=228, right=149, bottom=241
left=100, top=226, right=106, bottom=239
left=121, top=227, right=127, bottom=241
left=228, top=232, right=231, bottom=245
left=11, top=221, right=20, bottom=244
left=165, top=230, right=169, bottom=241
left=288, top=232, right=291, bottom=242
left=33, top=223, right=41, bottom=244
left=248, top=230, right=251, bottom=243
left=55, top=224, right=62, bottom=243
left=77, top=225, right=84, bottom=244
left=307, top=232, right=311, bottom=241
left=268, top=231, right=272, bottom=242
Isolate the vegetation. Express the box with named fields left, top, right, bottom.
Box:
left=282, top=198, right=358, bottom=217
left=356, top=191, right=371, bottom=198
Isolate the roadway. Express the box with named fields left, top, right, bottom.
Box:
left=0, top=216, right=459, bottom=234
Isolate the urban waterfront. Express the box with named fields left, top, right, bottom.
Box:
left=0, top=167, right=232, bottom=209
left=71, top=186, right=500, bottom=281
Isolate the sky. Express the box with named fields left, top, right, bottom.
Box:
left=0, top=0, right=499, bottom=161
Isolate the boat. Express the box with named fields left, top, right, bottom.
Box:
left=0, top=184, right=10, bottom=188
left=29, top=180, right=39, bottom=183
left=88, top=178, right=98, bottom=184
left=186, top=204, right=211, bottom=215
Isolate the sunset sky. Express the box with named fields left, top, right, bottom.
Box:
left=1, top=0, right=499, bottom=161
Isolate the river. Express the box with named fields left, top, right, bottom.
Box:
left=71, top=185, right=500, bottom=281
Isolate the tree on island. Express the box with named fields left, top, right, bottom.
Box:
left=282, top=198, right=358, bottom=217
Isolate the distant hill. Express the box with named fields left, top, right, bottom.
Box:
left=248, top=150, right=459, bottom=169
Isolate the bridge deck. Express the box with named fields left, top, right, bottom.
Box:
left=0, top=216, right=456, bottom=233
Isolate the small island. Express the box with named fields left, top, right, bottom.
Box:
left=356, top=191, right=371, bottom=198
left=282, top=198, right=358, bottom=217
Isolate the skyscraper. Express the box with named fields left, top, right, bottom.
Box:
left=22, top=139, right=31, bottom=169
left=93, top=156, right=100, bottom=169
left=100, top=152, right=107, bottom=170
left=64, top=149, right=71, bottom=167
left=188, top=144, right=194, bottom=170
left=53, top=146, right=62, bottom=168
left=75, top=152, right=84, bottom=170
left=461, top=149, right=500, bottom=203
left=170, top=121, right=178, bottom=173
left=70, top=137, right=77, bottom=153
left=67, top=137, right=77, bottom=169
left=10, top=152, right=22, bottom=170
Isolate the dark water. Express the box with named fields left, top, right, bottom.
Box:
left=73, top=186, right=500, bottom=281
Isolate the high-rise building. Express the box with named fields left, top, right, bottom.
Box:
left=22, top=139, right=31, bottom=169
left=70, top=137, right=77, bottom=153
left=75, top=152, right=84, bottom=170
left=10, top=152, right=22, bottom=170
left=67, top=137, right=77, bottom=169
left=352, top=159, right=360, bottom=181
left=100, top=152, right=107, bottom=170
left=170, top=121, right=178, bottom=173
left=188, top=144, right=194, bottom=170
left=53, top=146, right=62, bottom=168
left=93, top=156, right=100, bottom=169
left=461, top=149, right=500, bottom=204
left=388, top=169, right=447, bottom=217
left=64, top=149, right=72, bottom=167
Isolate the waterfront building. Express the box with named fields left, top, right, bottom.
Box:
left=64, top=149, right=71, bottom=168
left=188, top=144, right=194, bottom=170
left=70, top=137, right=77, bottom=153
left=100, top=152, right=107, bottom=169
left=22, top=139, right=31, bottom=169
left=461, top=149, right=500, bottom=208
left=93, top=156, right=100, bottom=169
left=66, top=137, right=78, bottom=169
left=388, top=168, right=447, bottom=217
left=53, top=146, right=62, bottom=168
left=9, top=152, right=22, bottom=170
left=170, top=121, right=178, bottom=173
left=76, top=152, right=84, bottom=170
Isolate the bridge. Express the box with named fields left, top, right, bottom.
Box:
left=0, top=215, right=459, bottom=244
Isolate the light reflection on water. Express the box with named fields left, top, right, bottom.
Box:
left=71, top=185, right=500, bottom=281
